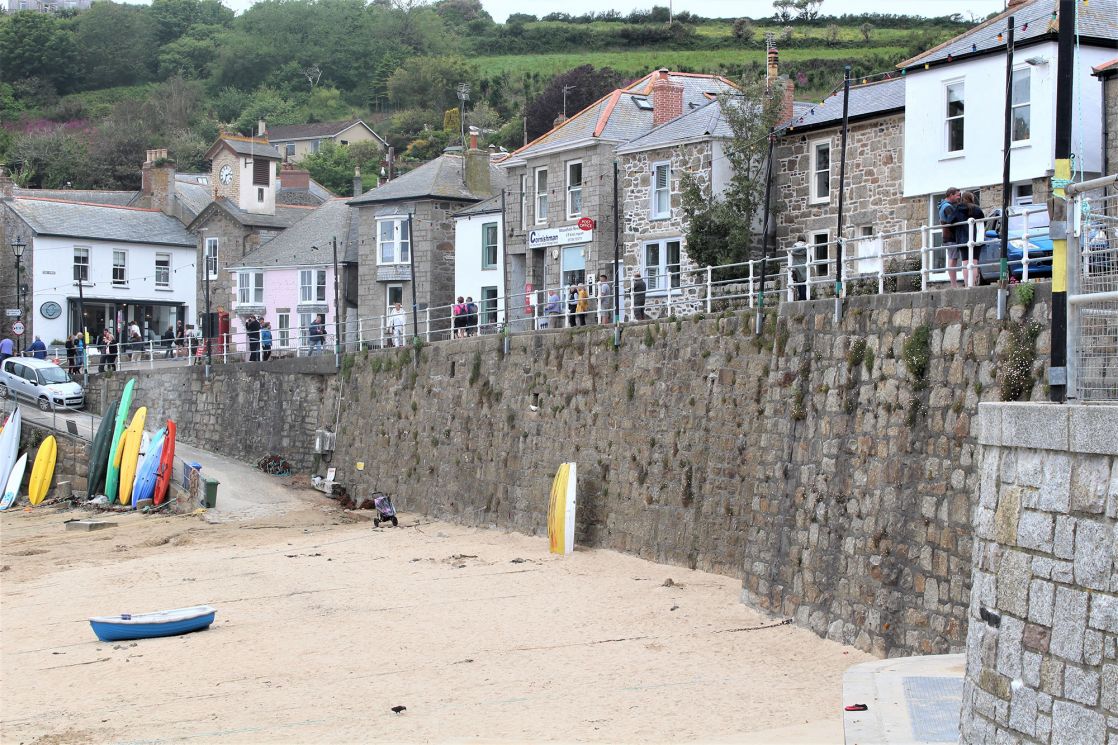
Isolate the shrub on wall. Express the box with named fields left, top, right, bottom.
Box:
left=999, top=321, right=1042, bottom=401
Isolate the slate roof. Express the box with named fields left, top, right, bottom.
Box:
left=205, top=136, right=282, bottom=161
left=266, top=119, right=387, bottom=147
left=783, top=77, right=906, bottom=132
left=173, top=176, right=212, bottom=220
left=13, top=187, right=140, bottom=206
left=233, top=198, right=355, bottom=269
left=616, top=98, right=733, bottom=154
left=454, top=193, right=502, bottom=218
left=190, top=198, right=316, bottom=231
left=901, top=0, right=1118, bottom=70
left=8, top=197, right=194, bottom=246
left=502, top=71, right=738, bottom=165
left=348, top=153, right=504, bottom=205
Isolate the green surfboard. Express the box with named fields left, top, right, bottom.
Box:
left=87, top=395, right=120, bottom=497
left=104, top=378, right=136, bottom=504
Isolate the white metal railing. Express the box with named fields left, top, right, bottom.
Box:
left=1067, top=179, right=1118, bottom=401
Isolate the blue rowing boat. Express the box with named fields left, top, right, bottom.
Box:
left=89, top=605, right=216, bottom=641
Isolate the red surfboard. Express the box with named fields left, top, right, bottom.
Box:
left=153, top=420, right=176, bottom=506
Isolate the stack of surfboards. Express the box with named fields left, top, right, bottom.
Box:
left=88, top=379, right=177, bottom=507
left=0, top=408, right=59, bottom=511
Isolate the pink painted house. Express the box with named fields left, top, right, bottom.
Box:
left=229, top=198, right=357, bottom=354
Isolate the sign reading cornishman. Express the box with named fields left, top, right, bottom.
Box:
left=528, top=225, right=594, bottom=248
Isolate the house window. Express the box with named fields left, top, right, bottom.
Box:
left=377, top=218, right=410, bottom=265
left=1014, top=183, right=1034, bottom=205
left=482, top=222, right=498, bottom=269
left=277, top=312, right=291, bottom=347
left=298, top=312, right=313, bottom=348
left=299, top=269, right=327, bottom=303
left=205, top=237, right=219, bottom=279
left=534, top=167, right=548, bottom=225
left=566, top=160, right=583, bottom=219
left=155, top=253, right=171, bottom=288
left=643, top=239, right=681, bottom=293
left=112, top=250, right=127, bottom=286
left=237, top=271, right=264, bottom=304
left=651, top=161, right=671, bottom=219
left=284, top=143, right=295, bottom=158
left=1011, top=68, right=1030, bottom=142
left=945, top=81, right=965, bottom=153
left=810, top=232, right=830, bottom=277
left=73, top=246, right=90, bottom=283
left=810, top=141, right=830, bottom=203
left=252, top=159, right=271, bottom=186
left=481, top=286, right=498, bottom=325
left=520, top=174, right=528, bottom=230
left=257, top=187, right=265, bottom=202
left=386, top=284, right=403, bottom=315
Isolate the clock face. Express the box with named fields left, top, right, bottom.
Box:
left=219, top=165, right=233, bottom=185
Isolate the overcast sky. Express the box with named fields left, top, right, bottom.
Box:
left=205, top=0, right=1010, bottom=22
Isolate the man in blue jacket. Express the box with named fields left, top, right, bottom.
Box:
left=939, top=187, right=964, bottom=288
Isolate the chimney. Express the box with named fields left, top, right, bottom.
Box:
left=353, top=166, right=363, bottom=198
left=258, top=120, right=267, bottom=137
left=464, top=128, right=491, bottom=196
left=1007, top=0, right=1029, bottom=6
left=767, top=46, right=779, bottom=83
left=652, top=69, right=684, bottom=127
left=781, top=78, right=795, bottom=128
left=142, top=148, right=176, bottom=216
left=553, top=113, right=568, bottom=127
left=278, top=162, right=310, bottom=192
left=0, top=165, right=13, bottom=199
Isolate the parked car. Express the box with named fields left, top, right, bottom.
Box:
left=977, top=206, right=1054, bottom=283
left=0, top=357, right=85, bottom=411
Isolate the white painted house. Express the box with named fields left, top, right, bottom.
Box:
left=5, top=197, right=197, bottom=345
left=453, top=195, right=505, bottom=329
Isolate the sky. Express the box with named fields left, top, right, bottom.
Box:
left=203, top=0, right=1011, bottom=22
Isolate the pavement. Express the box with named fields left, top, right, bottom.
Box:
left=843, top=653, right=966, bottom=744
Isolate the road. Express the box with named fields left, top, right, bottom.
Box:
left=7, top=399, right=309, bottom=522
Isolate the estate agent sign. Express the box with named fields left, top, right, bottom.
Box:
left=528, top=225, right=594, bottom=249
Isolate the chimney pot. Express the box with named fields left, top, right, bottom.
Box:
left=258, top=120, right=266, bottom=137
left=468, top=125, right=480, bottom=150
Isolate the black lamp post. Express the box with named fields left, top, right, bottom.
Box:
left=11, top=236, right=25, bottom=355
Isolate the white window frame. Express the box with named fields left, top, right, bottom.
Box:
left=534, top=167, right=548, bottom=225
left=73, top=246, right=90, bottom=283
left=284, top=143, right=295, bottom=158
left=810, top=230, right=831, bottom=278
left=376, top=217, right=410, bottom=265
left=277, top=312, right=291, bottom=347
left=520, top=173, right=528, bottom=230
left=481, top=222, right=498, bottom=270
left=1011, top=67, right=1030, bottom=144
left=155, top=252, right=171, bottom=288
left=565, top=160, right=583, bottom=219
left=642, top=238, right=682, bottom=295
left=651, top=161, right=671, bottom=219
left=299, top=268, right=327, bottom=303
left=112, top=250, right=127, bottom=286
left=944, top=80, right=965, bottom=155
left=205, top=237, right=219, bottom=279
left=298, top=311, right=313, bottom=348
left=810, top=140, right=831, bottom=204
left=386, top=284, right=404, bottom=316
left=480, top=286, right=498, bottom=325
left=237, top=270, right=264, bottom=305
left=926, top=197, right=950, bottom=282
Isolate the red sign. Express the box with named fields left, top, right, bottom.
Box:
left=577, top=217, right=595, bottom=231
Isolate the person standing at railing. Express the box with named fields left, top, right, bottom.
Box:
left=1, top=335, right=15, bottom=366
left=597, top=274, right=612, bottom=325
left=162, top=327, right=175, bottom=359
left=261, top=322, right=273, bottom=361
left=29, top=335, right=46, bottom=360
left=465, top=296, right=479, bottom=336
left=939, top=187, right=964, bottom=288
left=959, top=191, right=985, bottom=289
left=127, top=320, right=142, bottom=363
left=309, top=314, right=326, bottom=355
left=575, top=283, right=589, bottom=326
left=631, top=271, right=647, bottom=321
left=566, top=286, right=578, bottom=327
left=790, top=235, right=809, bottom=301
left=245, top=314, right=261, bottom=362
left=544, top=288, right=561, bottom=329
left=62, top=334, right=74, bottom=371
left=388, top=302, right=406, bottom=348
left=452, top=296, right=467, bottom=339
left=69, top=332, right=83, bottom=376
left=175, top=321, right=186, bottom=358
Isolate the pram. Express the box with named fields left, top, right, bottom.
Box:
left=372, top=493, right=398, bottom=527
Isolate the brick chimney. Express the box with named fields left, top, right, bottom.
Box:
left=278, top=162, right=310, bottom=192
left=553, top=113, right=568, bottom=128
left=652, top=69, right=684, bottom=127
left=464, top=126, right=491, bottom=196
left=767, top=46, right=779, bottom=84
left=353, top=166, right=363, bottom=198
left=142, top=148, right=176, bottom=216
left=764, top=48, right=795, bottom=126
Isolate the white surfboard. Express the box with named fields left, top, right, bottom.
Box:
left=0, top=408, right=22, bottom=495
left=0, top=452, right=29, bottom=511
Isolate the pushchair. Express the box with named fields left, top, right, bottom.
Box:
left=372, top=493, right=398, bottom=527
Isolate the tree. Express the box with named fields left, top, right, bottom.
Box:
left=386, top=55, right=476, bottom=111
left=825, top=23, right=840, bottom=44
left=157, top=23, right=224, bottom=79
left=680, top=78, right=785, bottom=272
left=0, top=13, right=78, bottom=93
left=149, top=0, right=232, bottom=45
left=73, top=3, right=159, bottom=89
left=300, top=140, right=383, bottom=195
left=7, top=126, right=89, bottom=189
left=860, top=22, right=874, bottom=42
left=772, top=0, right=795, bottom=22
left=732, top=18, right=754, bottom=43
left=792, top=0, right=823, bottom=20
left=232, top=87, right=302, bottom=135
left=524, top=64, right=625, bottom=141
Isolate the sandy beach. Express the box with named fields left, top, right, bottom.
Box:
left=1, top=485, right=872, bottom=744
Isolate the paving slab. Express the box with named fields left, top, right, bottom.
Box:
left=844, top=653, right=965, bottom=744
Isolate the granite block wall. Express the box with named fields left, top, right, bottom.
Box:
left=959, top=403, right=1117, bottom=744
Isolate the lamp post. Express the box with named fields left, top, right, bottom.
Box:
left=11, top=236, right=25, bottom=355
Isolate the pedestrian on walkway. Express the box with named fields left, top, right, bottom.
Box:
left=245, top=314, right=261, bottom=362
left=309, top=314, right=326, bottom=355
left=162, top=327, right=175, bottom=358
left=631, top=271, right=647, bottom=321
left=790, top=235, right=809, bottom=301
left=597, top=274, right=612, bottom=325
left=261, top=322, right=273, bottom=361
left=465, top=296, right=479, bottom=336
left=29, top=335, right=47, bottom=360
left=127, top=320, right=142, bottom=362
left=388, top=302, right=406, bottom=348
left=575, top=283, right=589, bottom=326
left=544, top=288, right=561, bottom=329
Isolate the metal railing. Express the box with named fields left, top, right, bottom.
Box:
left=1067, top=177, right=1118, bottom=402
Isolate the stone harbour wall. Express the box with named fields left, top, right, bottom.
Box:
left=959, top=403, right=1118, bottom=744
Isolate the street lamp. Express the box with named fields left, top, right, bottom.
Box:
left=11, top=236, right=25, bottom=355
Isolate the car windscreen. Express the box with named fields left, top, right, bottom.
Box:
left=1008, top=208, right=1050, bottom=234
left=37, top=366, right=71, bottom=384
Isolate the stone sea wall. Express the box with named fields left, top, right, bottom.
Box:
left=959, top=403, right=1117, bottom=744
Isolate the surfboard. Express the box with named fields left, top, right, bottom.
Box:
left=0, top=452, right=28, bottom=511
left=547, top=461, right=577, bottom=555
left=88, top=396, right=120, bottom=497
left=153, top=420, right=176, bottom=506
left=131, top=427, right=166, bottom=507
left=0, top=408, right=20, bottom=492
left=117, top=406, right=147, bottom=506
left=104, top=378, right=137, bottom=504
left=28, top=435, right=57, bottom=506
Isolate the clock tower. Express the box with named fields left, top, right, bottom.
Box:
left=203, top=134, right=282, bottom=216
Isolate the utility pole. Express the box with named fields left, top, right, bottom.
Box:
left=756, top=131, right=776, bottom=336
left=332, top=235, right=341, bottom=370
left=562, top=85, right=576, bottom=118
left=407, top=214, right=419, bottom=344
left=76, top=272, right=88, bottom=388
left=997, top=15, right=1015, bottom=321
left=1049, top=0, right=1072, bottom=402
left=833, top=65, right=852, bottom=324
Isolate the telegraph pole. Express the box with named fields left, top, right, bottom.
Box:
left=332, top=235, right=341, bottom=370
left=997, top=15, right=1015, bottom=321
left=1049, top=0, right=1072, bottom=402
left=833, top=65, right=852, bottom=323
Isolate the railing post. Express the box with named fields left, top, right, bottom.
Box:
left=877, top=232, right=885, bottom=295
left=1022, top=218, right=1031, bottom=282
left=705, top=265, right=712, bottom=313
left=425, top=309, right=430, bottom=343
left=748, top=259, right=755, bottom=308
left=921, top=227, right=930, bottom=292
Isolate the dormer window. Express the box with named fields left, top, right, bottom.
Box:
left=252, top=159, right=271, bottom=187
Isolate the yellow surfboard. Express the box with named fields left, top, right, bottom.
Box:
left=547, top=462, right=577, bottom=555
left=117, top=407, right=147, bottom=506
left=28, top=435, right=57, bottom=506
